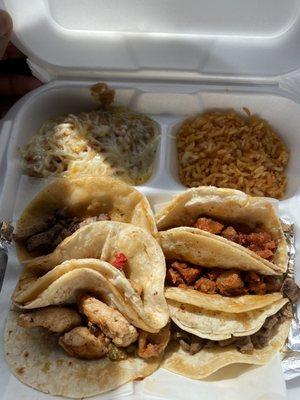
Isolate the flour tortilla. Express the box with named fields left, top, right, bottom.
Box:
left=165, top=287, right=283, bottom=314
left=15, top=176, right=157, bottom=262
left=13, top=258, right=168, bottom=333
left=159, top=227, right=281, bottom=275
left=162, top=319, right=291, bottom=379
left=5, top=310, right=161, bottom=398
left=156, top=186, right=287, bottom=273
left=168, top=298, right=289, bottom=340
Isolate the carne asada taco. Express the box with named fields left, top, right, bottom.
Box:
left=158, top=226, right=298, bottom=378
left=156, top=186, right=288, bottom=274
left=163, top=316, right=291, bottom=379
left=5, top=258, right=170, bottom=397
left=14, top=176, right=156, bottom=263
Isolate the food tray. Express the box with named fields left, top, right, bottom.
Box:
left=0, top=80, right=300, bottom=399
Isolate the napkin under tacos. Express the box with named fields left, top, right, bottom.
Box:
left=6, top=222, right=170, bottom=397
left=156, top=186, right=288, bottom=274
left=13, top=176, right=156, bottom=263
left=159, top=227, right=297, bottom=378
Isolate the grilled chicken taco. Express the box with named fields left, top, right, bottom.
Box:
left=156, top=186, right=288, bottom=274
left=159, top=227, right=299, bottom=378
left=6, top=222, right=170, bottom=397
left=13, top=176, right=156, bottom=264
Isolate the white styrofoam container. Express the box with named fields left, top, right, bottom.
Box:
left=1, top=0, right=300, bottom=399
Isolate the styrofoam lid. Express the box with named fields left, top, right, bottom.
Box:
left=2, top=0, right=300, bottom=81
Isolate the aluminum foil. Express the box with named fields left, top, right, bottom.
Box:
left=280, top=217, right=300, bottom=380
left=0, top=221, right=13, bottom=293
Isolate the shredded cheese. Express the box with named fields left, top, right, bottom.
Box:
left=20, top=107, right=160, bottom=185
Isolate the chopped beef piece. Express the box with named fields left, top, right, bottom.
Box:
left=177, top=332, right=206, bottom=355
left=251, top=329, right=270, bottom=349
left=189, top=340, right=206, bottom=355
left=23, top=210, right=110, bottom=255
left=262, top=314, right=278, bottom=331
left=234, top=336, right=254, bottom=353
left=179, top=339, right=191, bottom=353
left=194, top=277, right=217, bottom=294
left=193, top=217, right=224, bottom=234
left=171, top=261, right=202, bottom=285
left=216, top=271, right=244, bottom=296
left=281, top=278, right=300, bottom=303
left=78, top=214, right=110, bottom=228
left=264, top=276, right=283, bottom=292
left=25, top=223, right=65, bottom=253
left=218, top=337, right=236, bottom=347
left=166, top=268, right=185, bottom=286
left=110, top=253, right=128, bottom=270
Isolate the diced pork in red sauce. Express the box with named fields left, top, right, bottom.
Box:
left=14, top=209, right=110, bottom=255
left=166, top=260, right=283, bottom=296
left=193, top=217, right=277, bottom=262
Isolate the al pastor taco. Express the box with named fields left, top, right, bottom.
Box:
left=156, top=186, right=288, bottom=274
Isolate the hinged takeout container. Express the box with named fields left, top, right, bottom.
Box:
left=0, top=0, right=300, bottom=399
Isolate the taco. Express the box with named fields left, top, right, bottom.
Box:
left=156, top=186, right=288, bottom=274
left=13, top=221, right=169, bottom=332
left=6, top=218, right=170, bottom=397
left=5, top=258, right=170, bottom=398
left=13, top=176, right=156, bottom=263
left=158, top=227, right=298, bottom=378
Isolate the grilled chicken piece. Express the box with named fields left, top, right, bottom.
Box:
left=18, top=306, right=82, bottom=333
left=59, top=326, right=110, bottom=359
left=78, top=295, right=138, bottom=347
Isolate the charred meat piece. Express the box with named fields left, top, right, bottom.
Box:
left=78, top=295, right=138, bottom=347
left=22, top=210, right=110, bottom=254
left=216, top=270, right=245, bottom=296
left=171, top=261, right=202, bottom=285
left=59, top=326, right=110, bottom=359
left=18, top=306, right=82, bottom=333
left=173, top=328, right=206, bottom=355
left=264, top=276, right=283, bottom=292
left=194, top=277, right=217, bottom=294
left=281, top=278, right=300, bottom=303
left=234, top=336, right=254, bottom=354
left=193, top=217, right=224, bottom=234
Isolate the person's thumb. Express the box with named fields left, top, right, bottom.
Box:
left=0, top=10, right=13, bottom=59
